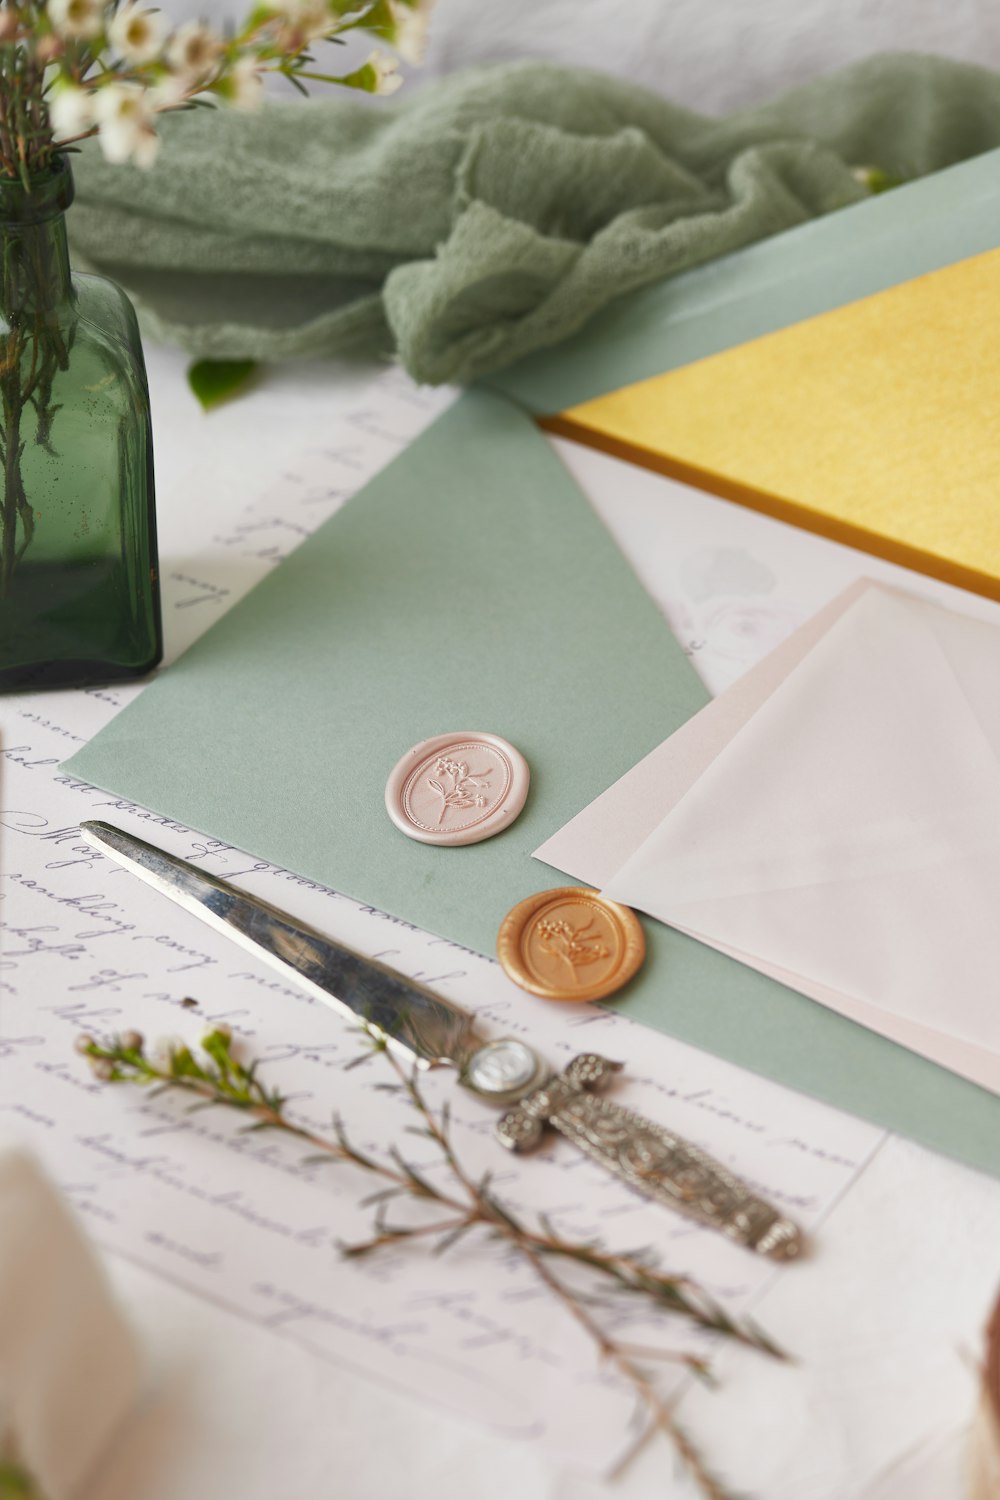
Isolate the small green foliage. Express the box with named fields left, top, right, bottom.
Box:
left=333, top=56, right=385, bottom=93
left=77, top=1024, right=287, bottom=1119
left=0, top=1462, right=40, bottom=1499
left=1, top=0, right=423, bottom=182
left=852, top=164, right=905, bottom=195
left=187, top=358, right=260, bottom=412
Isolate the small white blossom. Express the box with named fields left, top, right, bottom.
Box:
left=108, top=2, right=166, bottom=64
left=365, top=48, right=402, bottom=95
left=165, top=20, right=225, bottom=84
left=390, top=0, right=435, bottom=65
left=49, top=82, right=96, bottom=140
left=94, top=82, right=160, bottom=167
left=147, top=71, right=189, bottom=111
left=218, top=55, right=265, bottom=111
left=47, top=0, right=103, bottom=41
left=149, top=1034, right=185, bottom=1069
left=265, top=0, right=334, bottom=49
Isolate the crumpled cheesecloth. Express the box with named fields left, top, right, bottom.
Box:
left=67, top=52, right=1000, bottom=385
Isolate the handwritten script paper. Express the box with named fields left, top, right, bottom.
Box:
left=1, top=372, right=880, bottom=1472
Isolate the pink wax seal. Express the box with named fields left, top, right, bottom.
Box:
left=385, top=732, right=530, bottom=847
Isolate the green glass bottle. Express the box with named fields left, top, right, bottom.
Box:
left=0, top=157, right=161, bottom=690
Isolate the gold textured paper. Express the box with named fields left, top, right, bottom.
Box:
left=544, top=248, right=1000, bottom=600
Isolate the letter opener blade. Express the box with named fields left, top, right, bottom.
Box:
left=80, top=820, right=803, bottom=1260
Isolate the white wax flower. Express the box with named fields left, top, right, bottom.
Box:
left=48, top=83, right=95, bottom=140
left=221, top=55, right=265, bottom=112
left=365, top=47, right=403, bottom=95
left=277, top=0, right=336, bottom=45
left=94, top=83, right=160, bottom=167
left=148, top=1035, right=186, bottom=1070
left=165, top=20, right=225, bottom=84
left=390, top=0, right=435, bottom=65
left=147, top=71, right=189, bottom=111
left=47, top=0, right=103, bottom=41
left=107, top=2, right=166, bottom=64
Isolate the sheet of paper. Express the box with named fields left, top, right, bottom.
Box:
left=1, top=372, right=880, bottom=1474
left=60, top=366, right=1000, bottom=1179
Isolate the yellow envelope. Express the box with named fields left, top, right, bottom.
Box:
left=544, top=248, right=1000, bottom=600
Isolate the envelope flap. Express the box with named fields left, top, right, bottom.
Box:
left=607, top=585, right=1000, bottom=908
left=64, top=388, right=707, bottom=961
left=534, top=577, right=871, bottom=885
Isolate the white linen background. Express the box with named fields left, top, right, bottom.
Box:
left=43, top=8, right=1000, bottom=1500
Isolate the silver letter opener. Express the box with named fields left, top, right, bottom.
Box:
left=80, top=821, right=802, bottom=1260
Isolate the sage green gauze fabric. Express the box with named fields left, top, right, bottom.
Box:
left=67, top=53, right=1000, bottom=386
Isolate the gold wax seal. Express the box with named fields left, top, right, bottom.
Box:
left=497, top=887, right=646, bottom=1003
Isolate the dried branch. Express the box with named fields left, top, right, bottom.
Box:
left=78, top=1024, right=786, bottom=1499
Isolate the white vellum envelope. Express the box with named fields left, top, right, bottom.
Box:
left=537, top=580, right=1000, bottom=1095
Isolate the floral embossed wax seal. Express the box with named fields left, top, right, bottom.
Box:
left=385, top=732, right=530, bottom=847
left=497, top=887, right=646, bottom=1002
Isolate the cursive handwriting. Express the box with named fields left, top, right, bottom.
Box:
left=0, top=369, right=881, bottom=1475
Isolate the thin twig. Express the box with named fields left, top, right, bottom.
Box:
left=78, top=1025, right=787, bottom=1499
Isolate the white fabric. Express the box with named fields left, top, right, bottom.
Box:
left=0, top=1142, right=142, bottom=1499
left=421, top=0, right=1000, bottom=113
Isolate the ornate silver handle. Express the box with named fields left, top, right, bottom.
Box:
left=494, top=1053, right=802, bottom=1260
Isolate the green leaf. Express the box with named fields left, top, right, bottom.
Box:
left=851, top=164, right=905, bottom=196
left=187, top=359, right=260, bottom=412
left=246, top=3, right=280, bottom=27
left=0, top=1461, right=40, bottom=1497
left=433, top=1221, right=473, bottom=1256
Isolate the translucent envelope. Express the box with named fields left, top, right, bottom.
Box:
left=537, top=580, right=1000, bottom=1095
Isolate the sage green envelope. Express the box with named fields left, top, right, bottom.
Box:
left=65, top=386, right=708, bottom=968
left=66, top=385, right=1000, bottom=1178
